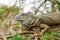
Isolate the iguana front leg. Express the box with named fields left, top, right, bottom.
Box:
left=19, top=24, right=34, bottom=34
left=40, top=24, right=49, bottom=36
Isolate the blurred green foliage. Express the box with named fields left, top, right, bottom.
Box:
left=56, top=1, right=60, bottom=11
left=0, top=5, right=19, bottom=21
left=40, top=31, right=56, bottom=40
left=10, top=31, right=60, bottom=40
left=10, top=31, right=23, bottom=40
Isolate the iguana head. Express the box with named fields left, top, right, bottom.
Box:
left=16, top=12, right=36, bottom=24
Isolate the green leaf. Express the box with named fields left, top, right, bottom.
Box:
left=0, top=15, right=3, bottom=20
left=11, top=31, right=23, bottom=40
left=56, top=1, right=60, bottom=11
left=56, top=33, right=60, bottom=38
left=13, top=7, right=19, bottom=13
left=41, top=31, right=55, bottom=40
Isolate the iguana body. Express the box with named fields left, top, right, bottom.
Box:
left=16, top=12, right=60, bottom=35
left=38, top=13, right=60, bottom=26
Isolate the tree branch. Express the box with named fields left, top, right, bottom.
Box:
left=4, top=0, right=17, bottom=19
left=34, top=0, right=47, bottom=14
left=0, top=31, right=34, bottom=39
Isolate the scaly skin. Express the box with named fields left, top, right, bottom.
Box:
left=16, top=12, right=60, bottom=35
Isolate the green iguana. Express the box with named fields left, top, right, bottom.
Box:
left=16, top=12, right=60, bottom=35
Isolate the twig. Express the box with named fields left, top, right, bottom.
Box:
left=0, top=31, right=34, bottom=39
left=34, top=0, right=47, bottom=14
left=4, top=0, right=17, bottom=20
left=1, top=35, right=7, bottom=40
